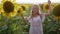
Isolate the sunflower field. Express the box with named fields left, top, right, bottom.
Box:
left=0, top=0, right=60, bottom=34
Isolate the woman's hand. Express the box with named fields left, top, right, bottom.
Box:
left=17, top=9, right=28, bottom=24
left=21, top=14, right=28, bottom=24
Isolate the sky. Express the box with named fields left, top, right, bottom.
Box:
left=0, top=0, right=60, bottom=4
left=16, top=0, right=60, bottom=4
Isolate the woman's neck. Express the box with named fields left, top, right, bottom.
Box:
left=32, top=14, right=39, bottom=17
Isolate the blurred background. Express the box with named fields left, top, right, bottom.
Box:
left=0, top=0, right=60, bottom=34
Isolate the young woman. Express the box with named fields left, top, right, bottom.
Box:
left=21, top=4, right=50, bottom=34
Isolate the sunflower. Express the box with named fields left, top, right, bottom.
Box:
left=0, top=5, right=2, bottom=14
left=20, top=4, right=30, bottom=11
left=1, top=0, right=17, bottom=18
left=0, top=3, right=3, bottom=14
left=53, top=4, right=60, bottom=20
left=17, top=4, right=32, bottom=16
left=2, top=0, right=15, bottom=2
left=17, top=7, right=25, bottom=16
left=39, top=4, right=44, bottom=11
left=21, top=6, right=26, bottom=11
left=43, top=3, right=50, bottom=13
left=51, top=3, right=58, bottom=8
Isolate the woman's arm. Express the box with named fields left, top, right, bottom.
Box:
left=40, top=12, right=50, bottom=22
left=40, top=13, right=46, bottom=22
left=45, top=13, right=50, bottom=16
left=21, top=14, right=29, bottom=24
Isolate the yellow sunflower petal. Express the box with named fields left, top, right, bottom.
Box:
left=54, top=16, right=60, bottom=20
left=2, top=11, right=17, bottom=18
left=9, top=11, right=17, bottom=17
left=2, top=0, right=17, bottom=18
left=43, top=3, right=50, bottom=13
left=17, top=7, right=25, bottom=16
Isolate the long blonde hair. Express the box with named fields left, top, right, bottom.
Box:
left=30, top=4, right=42, bottom=19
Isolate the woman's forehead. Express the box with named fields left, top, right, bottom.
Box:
left=32, top=5, right=39, bottom=8
left=33, top=5, right=38, bottom=7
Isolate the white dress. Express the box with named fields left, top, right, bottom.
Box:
left=28, top=13, right=45, bottom=34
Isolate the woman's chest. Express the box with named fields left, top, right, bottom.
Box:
left=29, top=16, right=42, bottom=25
left=30, top=16, right=42, bottom=26
left=32, top=16, right=41, bottom=22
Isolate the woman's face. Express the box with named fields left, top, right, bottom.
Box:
left=32, top=5, right=39, bottom=15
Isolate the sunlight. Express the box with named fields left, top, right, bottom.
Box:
left=16, top=0, right=60, bottom=4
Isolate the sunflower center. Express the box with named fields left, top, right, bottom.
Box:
left=3, top=1, right=14, bottom=13
left=21, top=6, right=25, bottom=11
left=45, top=5, right=49, bottom=10
left=53, top=5, right=60, bottom=16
